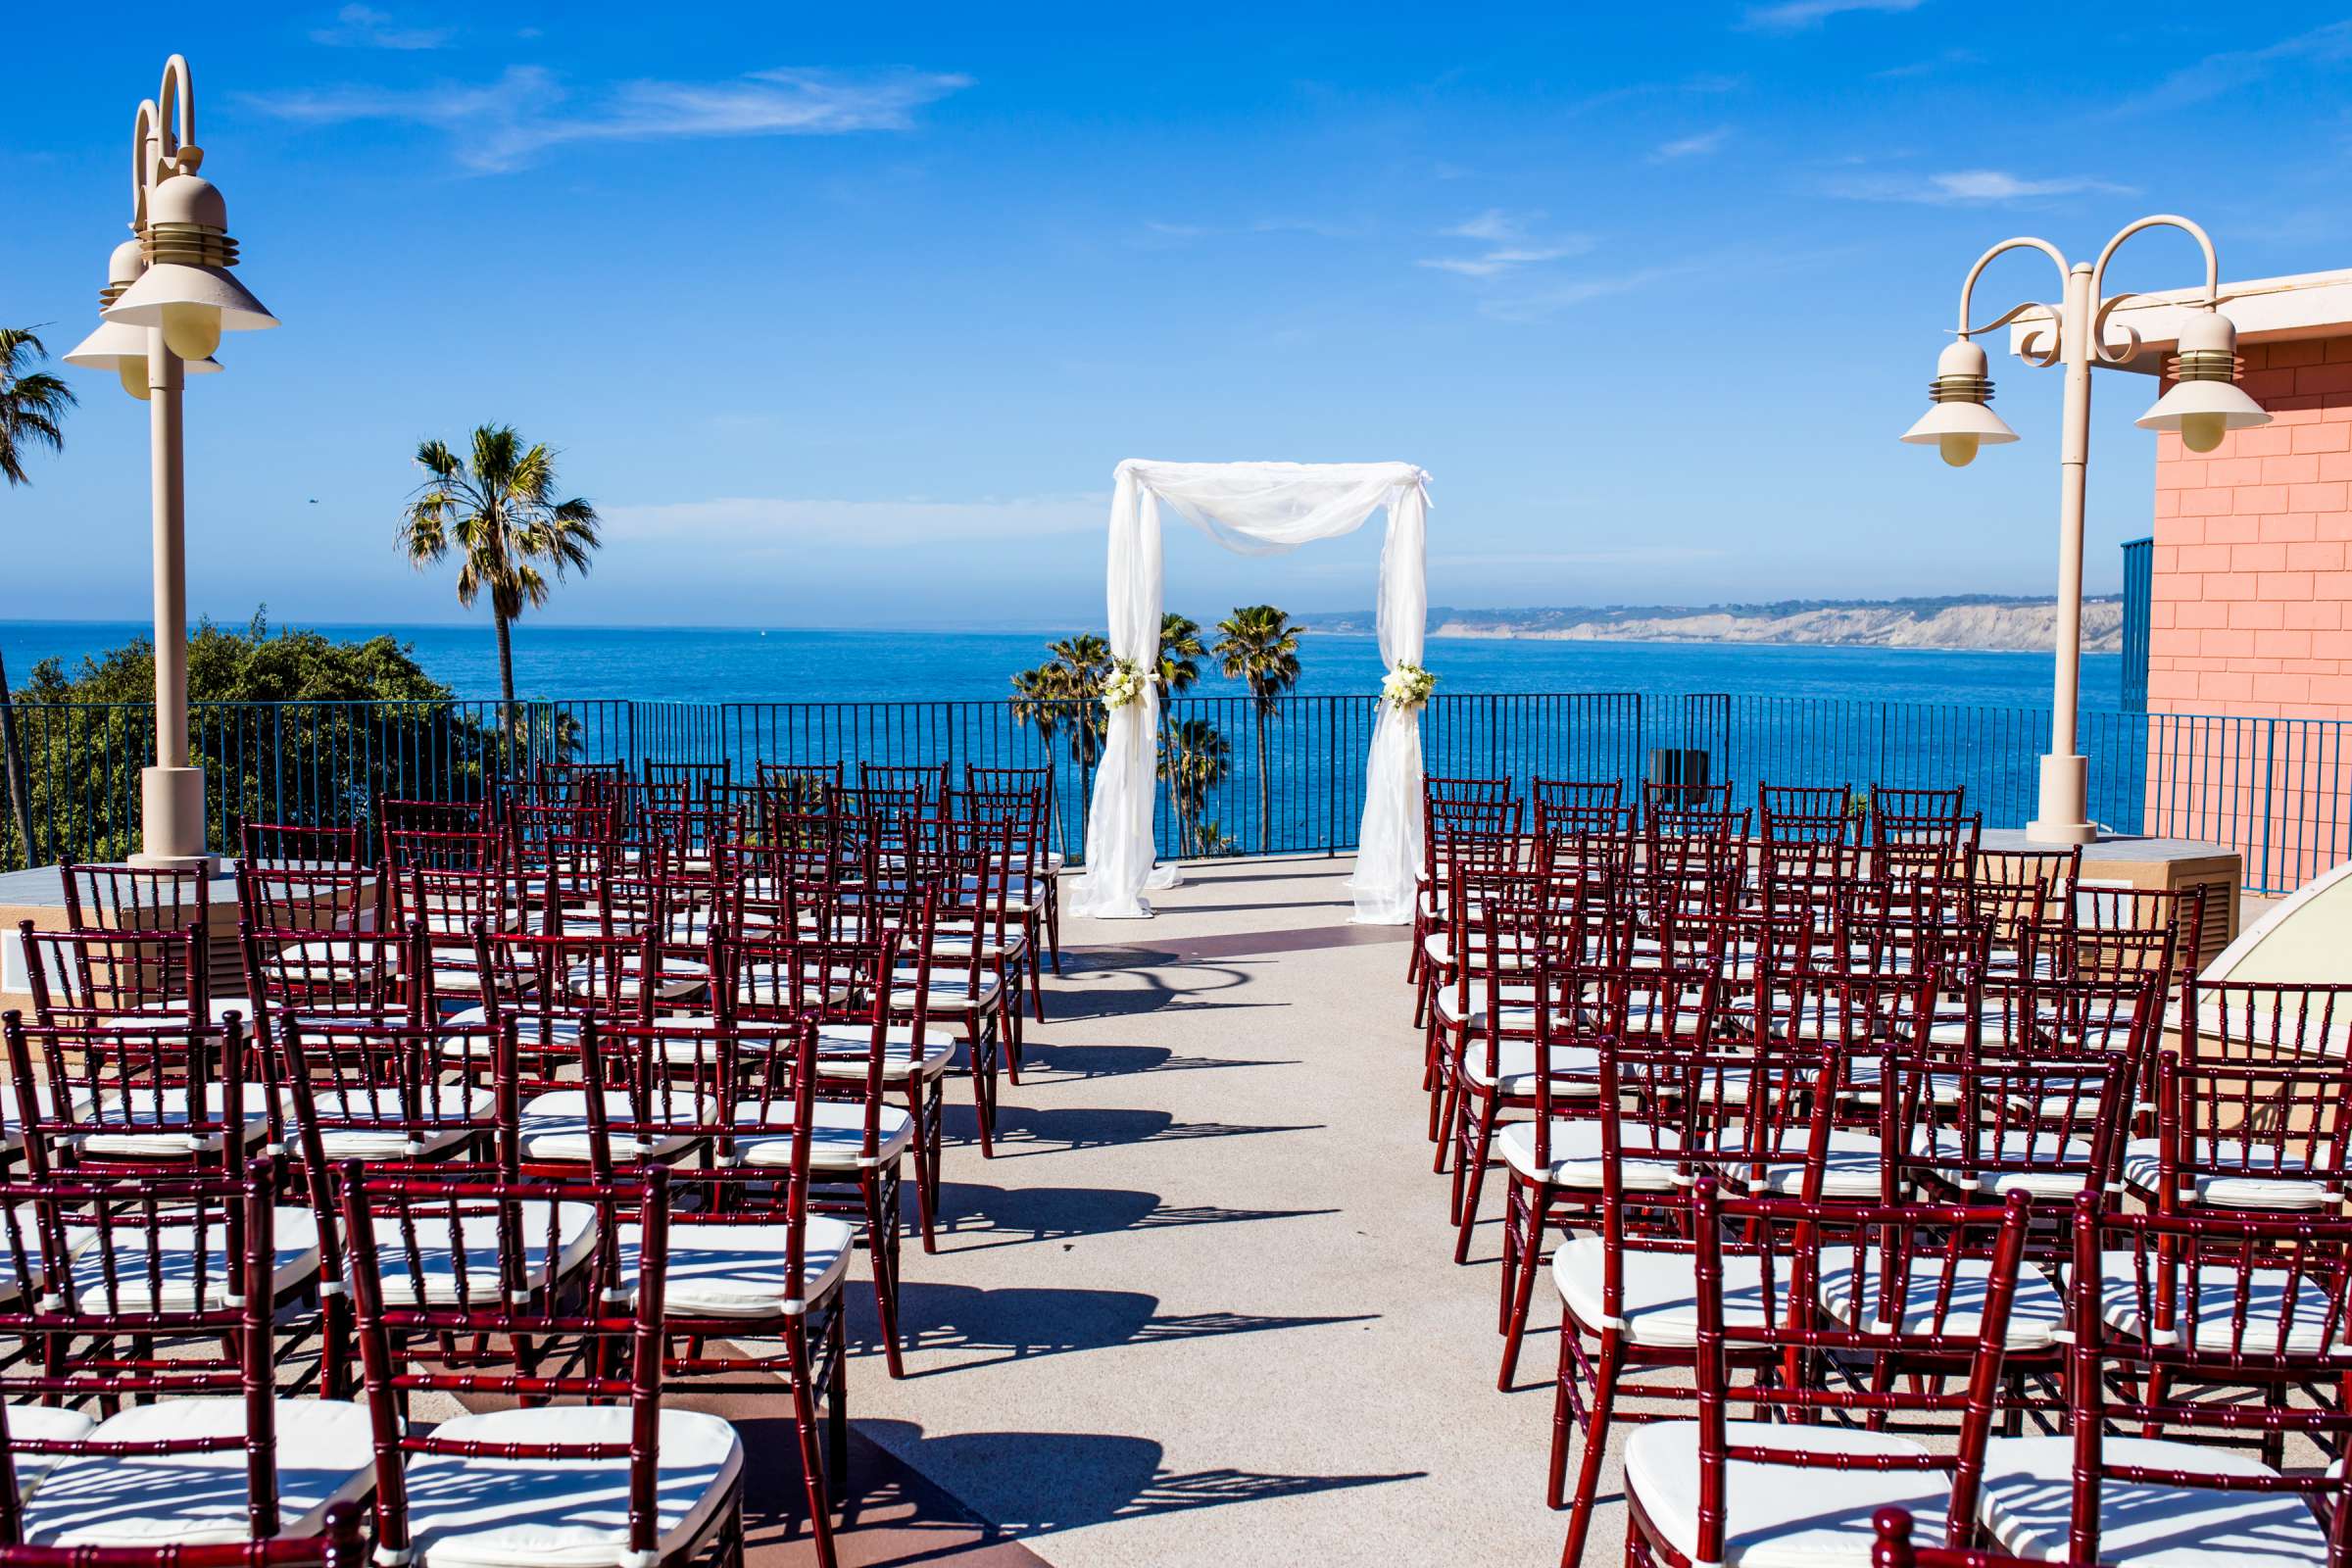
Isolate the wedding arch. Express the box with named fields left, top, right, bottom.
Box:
left=1069, top=459, right=1432, bottom=923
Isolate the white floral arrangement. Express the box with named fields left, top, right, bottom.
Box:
left=1101, top=658, right=1153, bottom=712
left=1382, top=662, right=1437, bottom=712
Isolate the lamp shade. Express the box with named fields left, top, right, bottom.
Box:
left=2135, top=311, right=2269, bottom=451
left=63, top=318, right=222, bottom=374
left=1901, top=397, right=2017, bottom=447
left=103, top=262, right=276, bottom=336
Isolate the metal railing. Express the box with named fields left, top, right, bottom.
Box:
left=4, top=693, right=2347, bottom=894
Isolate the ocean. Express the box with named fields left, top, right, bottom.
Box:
left=0, top=619, right=2126, bottom=712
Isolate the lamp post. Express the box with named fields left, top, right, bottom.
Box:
left=63, top=56, right=277, bottom=870
left=1903, top=216, right=2269, bottom=846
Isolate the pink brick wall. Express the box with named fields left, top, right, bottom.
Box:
left=2145, top=334, right=2352, bottom=880
left=2149, top=335, right=2352, bottom=719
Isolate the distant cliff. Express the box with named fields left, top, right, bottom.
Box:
left=1297, top=596, right=2125, bottom=653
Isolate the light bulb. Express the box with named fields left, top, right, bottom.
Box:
left=117, top=360, right=152, bottom=401
left=1938, top=432, right=1980, bottom=468
left=159, top=302, right=222, bottom=361
left=2180, top=412, right=2227, bottom=454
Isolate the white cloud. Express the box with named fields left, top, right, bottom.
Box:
left=1828, top=168, right=2133, bottom=205
left=598, top=493, right=1104, bottom=553
left=1420, top=211, right=1591, bottom=277
left=1742, top=0, right=1923, bottom=29
left=310, top=4, right=452, bottom=49
left=243, top=63, right=971, bottom=172
left=1650, top=128, right=1729, bottom=162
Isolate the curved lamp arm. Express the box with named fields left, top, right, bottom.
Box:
left=1957, top=236, right=2072, bottom=368
left=2085, top=214, right=2222, bottom=368
left=130, top=99, right=159, bottom=229
left=156, top=54, right=195, bottom=159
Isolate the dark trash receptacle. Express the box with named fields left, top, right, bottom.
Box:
left=1646, top=748, right=1711, bottom=805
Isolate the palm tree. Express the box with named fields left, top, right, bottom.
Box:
left=1010, top=634, right=1111, bottom=822
left=1160, top=717, right=1231, bottom=856
left=1213, top=605, right=1302, bottom=852
left=1157, top=612, right=1204, bottom=697
left=0, top=328, right=75, bottom=863
left=398, top=425, right=600, bottom=728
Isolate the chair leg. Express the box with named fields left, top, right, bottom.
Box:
left=786, top=1319, right=840, bottom=1568
left=969, top=1029, right=998, bottom=1157
left=1002, top=991, right=1024, bottom=1084
left=1452, top=1094, right=1498, bottom=1262
left=1559, top=1336, right=1624, bottom=1566
left=905, top=1077, right=940, bottom=1253
left=827, top=1308, right=851, bottom=1491
left=1045, top=884, right=1063, bottom=974
left=865, top=1172, right=906, bottom=1379
left=1499, top=1185, right=1547, bottom=1389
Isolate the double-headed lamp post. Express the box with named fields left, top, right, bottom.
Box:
left=1902, top=215, right=2270, bottom=846
left=62, top=56, right=277, bottom=870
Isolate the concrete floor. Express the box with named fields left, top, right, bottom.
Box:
left=831, top=854, right=1602, bottom=1566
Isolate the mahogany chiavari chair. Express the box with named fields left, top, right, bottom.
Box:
left=0, top=1157, right=376, bottom=1550
left=1613, top=1182, right=2036, bottom=1568
left=1640, top=777, right=1738, bottom=830
left=1871, top=798, right=1982, bottom=887
left=0, top=1505, right=366, bottom=1568
left=3, top=1015, right=266, bottom=1176
left=1530, top=777, right=1622, bottom=831
left=338, top=1165, right=758, bottom=1568
left=1410, top=776, right=1515, bottom=983
left=276, top=1015, right=513, bottom=1396
left=1435, top=862, right=1567, bottom=1247
left=756, top=760, right=843, bottom=820
left=582, top=1015, right=852, bottom=1556
left=901, top=815, right=1017, bottom=1121
left=1411, top=796, right=1524, bottom=1032
left=17, top=924, right=209, bottom=1033
left=466, top=929, right=662, bottom=1085
left=57, top=863, right=208, bottom=936
left=1420, top=817, right=1537, bottom=1127
left=1498, top=965, right=1724, bottom=1385
left=1544, top=1044, right=1855, bottom=1557
left=967, top=763, right=1063, bottom=971
left=1969, top=845, right=2081, bottom=981
left=1758, top=781, right=1855, bottom=845
left=1970, top=1199, right=2352, bottom=1561
left=953, top=785, right=1052, bottom=1018
left=236, top=821, right=366, bottom=879
left=2124, top=981, right=2352, bottom=1218
left=859, top=760, right=950, bottom=812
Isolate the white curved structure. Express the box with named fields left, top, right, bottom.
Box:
left=2201, top=857, right=2352, bottom=985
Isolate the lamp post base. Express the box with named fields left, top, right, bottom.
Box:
left=2023, top=752, right=2098, bottom=846
left=129, top=764, right=219, bottom=872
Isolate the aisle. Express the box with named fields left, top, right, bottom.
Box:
left=844, top=855, right=1597, bottom=1566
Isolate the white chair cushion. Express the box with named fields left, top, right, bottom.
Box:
left=1816, top=1246, right=2067, bottom=1349
left=1498, top=1120, right=1681, bottom=1189
left=2089, top=1250, right=2344, bottom=1353
left=358, top=1200, right=600, bottom=1305
left=1432, top=986, right=1539, bottom=1032
left=440, top=1007, right=578, bottom=1055
left=2122, top=1137, right=2335, bottom=1209
left=516, top=1090, right=712, bottom=1163
left=1917, top=1126, right=2101, bottom=1200
left=17, top=1397, right=374, bottom=1546
left=1460, top=1041, right=1601, bottom=1098
left=1979, top=1434, right=2329, bottom=1567
left=300, top=1085, right=497, bottom=1160
left=1554, top=1237, right=1769, bottom=1348
left=733, top=1101, right=914, bottom=1171
left=889, top=972, right=1003, bottom=1010
left=398, top=1406, right=742, bottom=1568
left=0, top=1403, right=96, bottom=1497
left=63, top=1206, right=321, bottom=1311
left=1713, top=1129, right=1886, bottom=1199
left=611, top=1215, right=855, bottom=1318
left=78, top=1084, right=275, bottom=1158
left=813, top=1022, right=956, bottom=1080
left=1625, top=1419, right=1951, bottom=1568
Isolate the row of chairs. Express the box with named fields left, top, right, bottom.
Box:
left=1406, top=772, right=2352, bottom=1567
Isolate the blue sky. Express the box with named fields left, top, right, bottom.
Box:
left=5, top=2, right=2351, bottom=631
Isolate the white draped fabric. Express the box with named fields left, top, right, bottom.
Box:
left=1071, top=460, right=1431, bottom=924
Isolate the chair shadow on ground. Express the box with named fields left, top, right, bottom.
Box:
left=929, top=1180, right=1339, bottom=1252
left=848, top=1417, right=1425, bottom=1544
left=855, top=1281, right=1374, bottom=1375
left=724, top=1410, right=1426, bottom=1567
left=1016, top=1043, right=1296, bottom=1084
left=940, top=1103, right=1322, bottom=1159
left=1030, top=958, right=1285, bottom=1025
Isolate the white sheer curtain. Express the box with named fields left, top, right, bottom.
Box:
left=1071, top=459, right=1431, bottom=923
